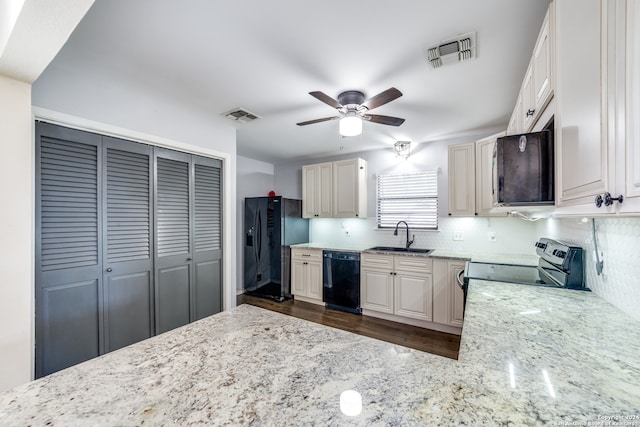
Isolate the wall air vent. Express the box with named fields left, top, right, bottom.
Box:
left=222, top=108, right=261, bottom=123
left=425, top=32, right=476, bottom=69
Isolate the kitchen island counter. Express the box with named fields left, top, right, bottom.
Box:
left=1, top=281, right=638, bottom=425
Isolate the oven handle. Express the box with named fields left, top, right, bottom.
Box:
left=456, top=269, right=465, bottom=290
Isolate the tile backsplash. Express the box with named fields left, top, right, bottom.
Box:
left=309, top=216, right=539, bottom=255
left=537, top=217, right=640, bottom=322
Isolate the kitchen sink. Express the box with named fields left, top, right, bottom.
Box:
left=366, top=246, right=434, bottom=255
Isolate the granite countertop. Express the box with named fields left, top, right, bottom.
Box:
left=1, top=279, right=639, bottom=425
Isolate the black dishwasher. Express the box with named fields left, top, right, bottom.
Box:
left=322, top=251, right=361, bottom=314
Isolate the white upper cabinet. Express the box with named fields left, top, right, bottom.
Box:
left=507, top=94, right=522, bottom=136
left=475, top=132, right=505, bottom=216
left=554, top=0, right=639, bottom=215
left=521, top=64, right=536, bottom=131
left=447, top=142, right=476, bottom=216
left=555, top=0, right=610, bottom=209
left=533, top=6, right=554, bottom=116
left=332, top=158, right=367, bottom=218
left=302, top=162, right=333, bottom=218
left=448, top=135, right=507, bottom=217
left=302, top=158, right=367, bottom=219
left=508, top=3, right=555, bottom=135
left=623, top=0, right=640, bottom=214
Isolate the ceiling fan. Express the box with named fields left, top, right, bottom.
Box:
left=296, top=87, right=405, bottom=136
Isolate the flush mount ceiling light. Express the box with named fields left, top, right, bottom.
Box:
left=394, top=141, right=411, bottom=159
left=339, top=113, right=363, bottom=137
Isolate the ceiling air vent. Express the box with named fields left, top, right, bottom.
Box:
left=222, top=108, right=261, bottom=123
left=425, top=32, right=476, bottom=69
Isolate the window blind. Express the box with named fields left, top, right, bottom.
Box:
left=376, top=171, right=438, bottom=229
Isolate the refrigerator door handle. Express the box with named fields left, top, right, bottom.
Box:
left=256, top=209, right=262, bottom=261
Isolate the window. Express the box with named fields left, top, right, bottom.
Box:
left=376, top=171, right=438, bottom=229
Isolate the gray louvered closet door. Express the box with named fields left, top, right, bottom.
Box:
left=35, top=122, right=103, bottom=378
left=193, top=156, right=223, bottom=320
left=154, top=148, right=193, bottom=333
left=36, top=123, right=224, bottom=377
left=102, top=137, right=154, bottom=352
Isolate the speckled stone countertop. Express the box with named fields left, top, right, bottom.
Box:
left=1, top=281, right=638, bottom=425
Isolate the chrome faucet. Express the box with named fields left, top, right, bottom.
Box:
left=394, top=221, right=415, bottom=249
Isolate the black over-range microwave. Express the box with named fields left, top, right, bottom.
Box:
left=492, top=130, right=554, bottom=206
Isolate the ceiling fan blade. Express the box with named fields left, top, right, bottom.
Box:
left=296, top=116, right=341, bottom=126
left=362, top=87, right=403, bottom=111
left=309, top=91, right=343, bottom=109
left=362, top=114, right=405, bottom=126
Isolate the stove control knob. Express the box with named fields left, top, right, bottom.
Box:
left=553, top=249, right=567, bottom=258
left=535, top=242, right=547, bottom=249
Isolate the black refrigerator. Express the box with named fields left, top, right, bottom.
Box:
left=243, top=197, right=309, bottom=301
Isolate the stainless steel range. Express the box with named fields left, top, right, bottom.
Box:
left=460, top=238, right=589, bottom=309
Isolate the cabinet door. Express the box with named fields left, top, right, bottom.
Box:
left=556, top=0, right=613, bottom=208
left=333, top=158, right=366, bottom=218
left=291, top=259, right=306, bottom=296
left=533, top=6, right=553, bottom=116
left=317, top=162, right=333, bottom=217
left=301, top=165, right=316, bottom=218
left=521, top=64, right=535, bottom=131
left=507, top=96, right=521, bottom=136
left=623, top=0, right=640, bottom=214
left=475, top=133, right=505, bottom=216
left=394, top=272, right=433, bottom=321
left=447, top=261, right=466, bottom=327
left=307, top=261, right=323, bottom=300
left=102, top=137, right=153, bottom=353
left=448, top=142, right=476, bottom=216
left=361, top=268, right=394, bottom=313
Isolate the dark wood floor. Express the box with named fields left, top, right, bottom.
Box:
left=237, top=294, right=461, bottom=360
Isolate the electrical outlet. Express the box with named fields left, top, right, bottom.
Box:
left=453, top=231, right=464, bottom=241
left=488, top=231, right=496, bottom=242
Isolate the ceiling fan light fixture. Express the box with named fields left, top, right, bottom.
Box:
left=339, top=114, right=362, bottom=136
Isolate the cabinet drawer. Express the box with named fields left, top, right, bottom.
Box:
left=291, top=248, right=322, bottom=262
left=361, top=253, right=394, bottom=270
left=394, top=256, right=432, bottom=273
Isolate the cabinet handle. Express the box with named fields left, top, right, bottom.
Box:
left=603, top=192, right=624, bottom=206
left=526, top=109, right=535, bottom=117
left=106, top=267, right=113, bottom=273
left=302, top=254, right=311, bottom=257
left=186, top=257, right=193, bottom=261
left=595, top=194, right=604, bottom=208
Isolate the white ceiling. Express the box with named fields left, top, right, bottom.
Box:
left=38, top=0, right=551, bottom=164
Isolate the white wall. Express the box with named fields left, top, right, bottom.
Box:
left=236, top=156, right=275, bottom=292
left=0, top=0, right=95, bottom=393
left=537, top=217, right=640, bottom=321
left=0, top=75, right=34, bottom=391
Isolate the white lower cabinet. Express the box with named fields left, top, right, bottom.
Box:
left=360, top=267, right=394, bottom=314
left=291, top=248, right=323, bottom=305
left=361, top=253, right=433, bottom=323
left=433, top=259, right=466, bottom=328
left=361, top=253, right=465, bottom=334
